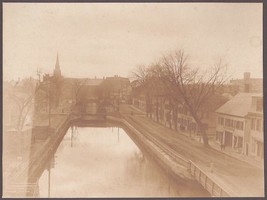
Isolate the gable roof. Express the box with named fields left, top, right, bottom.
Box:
left=216, top=93, right=261, bottom=117
left=201, top=94, right=229, bottom=112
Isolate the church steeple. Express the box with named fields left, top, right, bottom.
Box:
left=54, top=52, right=61, bottom=77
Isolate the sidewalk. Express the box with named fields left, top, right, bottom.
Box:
left=209, top=139, right=264, bottom=169
left=127, top=104, right=264, bottom=170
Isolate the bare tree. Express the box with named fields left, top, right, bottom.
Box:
left=8, top=78, right=38, bottom=133
left=72, top=79, right=87, bottom=105
left=160, top=49, right=228, bottom=147
left=132, top=64, right=165, bottom=118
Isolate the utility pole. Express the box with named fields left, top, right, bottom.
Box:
left=117, top=127, right=120, bottom=143
left=48, top=77, right=51, bottom=130
left=36, top=68, right=42, bottom=83
left=71, top=126, right=74, bottom=147
left=48, top=166, right=51, bottom=198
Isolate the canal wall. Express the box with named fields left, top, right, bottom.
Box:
left=27, top=114, right=74, bottom=180
left=106, top=116, right=193, bottom=181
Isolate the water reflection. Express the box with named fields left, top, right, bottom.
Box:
left=38, top=126, right=207, bottom=197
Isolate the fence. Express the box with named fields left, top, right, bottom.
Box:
left=189, top=160, right=232, bottom=197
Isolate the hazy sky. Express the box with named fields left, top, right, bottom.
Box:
left=3, top=3, right=262, bottom=81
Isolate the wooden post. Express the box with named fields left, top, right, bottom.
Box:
left=211, top=182, right=214, bottom=196
left=117, top=127, right=120, bottom=143
left=48, top=167, right=50, bottom=198
left=205, top=175, right=207, bottom=189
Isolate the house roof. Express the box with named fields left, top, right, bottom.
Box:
left=216, top=93, right=261, bottom=117
left=201, top=94, right=229, bottom=112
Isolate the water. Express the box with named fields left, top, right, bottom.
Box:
left=38, top=126, right=208, bottom=197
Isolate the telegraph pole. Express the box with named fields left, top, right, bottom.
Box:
left=48, top=165, right=51, bottom=198
left=48, top=77, right=51, bottom=130
left=117, top=127, right=120, bottom=143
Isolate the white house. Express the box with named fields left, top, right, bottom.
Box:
left=216, top=93, right=263, bottom=159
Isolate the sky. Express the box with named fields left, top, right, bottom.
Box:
left=3, top=3, right=263, bottom=81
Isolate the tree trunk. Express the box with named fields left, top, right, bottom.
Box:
left=17, top=109, right=23, bottom=131
left=192, top=115, right=210, bottom=147
left=145, top=95, right=149, bottom=117
left=156, top=97, right=159, bottom=122
left=202, top=132, right=209, bottom=147
left=173, top=107, right=177, bottom=131
left=149, top=101, right=152, bottom=118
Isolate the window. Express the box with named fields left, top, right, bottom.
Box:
left=240, top=122, right=244, bottom=130
left=235, top=121, right=239, bottom=129
left=256, top=119, right=262, bottom=131
left=230, top=120, right=233, bottom=128
left=251, top=118, right=256, bottom=130
left=235, top=121, right=244, bottom=130
left=251, top=139, right=256, bottom=153
left=256, top=99, right=263, bottom=112
left=218, top=117, right=224, bottom=126
left=226, top=119, right=229, bottom=127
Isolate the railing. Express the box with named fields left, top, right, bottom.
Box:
left=189, top=160, right=232, bottom=197
left=3, top=182, right=39, bottom=197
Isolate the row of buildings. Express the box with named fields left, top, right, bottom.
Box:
left=34, top=54, right=131, bottom=116
left=132, top=72, right=263, bottom=159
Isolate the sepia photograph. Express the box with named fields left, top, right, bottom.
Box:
left=2, top=2, right=264, bottom=198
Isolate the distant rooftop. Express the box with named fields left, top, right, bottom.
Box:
left=84, top=79, right=103, bottom=86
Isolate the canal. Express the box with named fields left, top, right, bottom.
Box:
left=37, top=126, right=208, bottom=197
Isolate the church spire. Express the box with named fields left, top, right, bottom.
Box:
left=55, top=52, right=60, bottom=70
left=54, top=52, right=61, bottom=77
